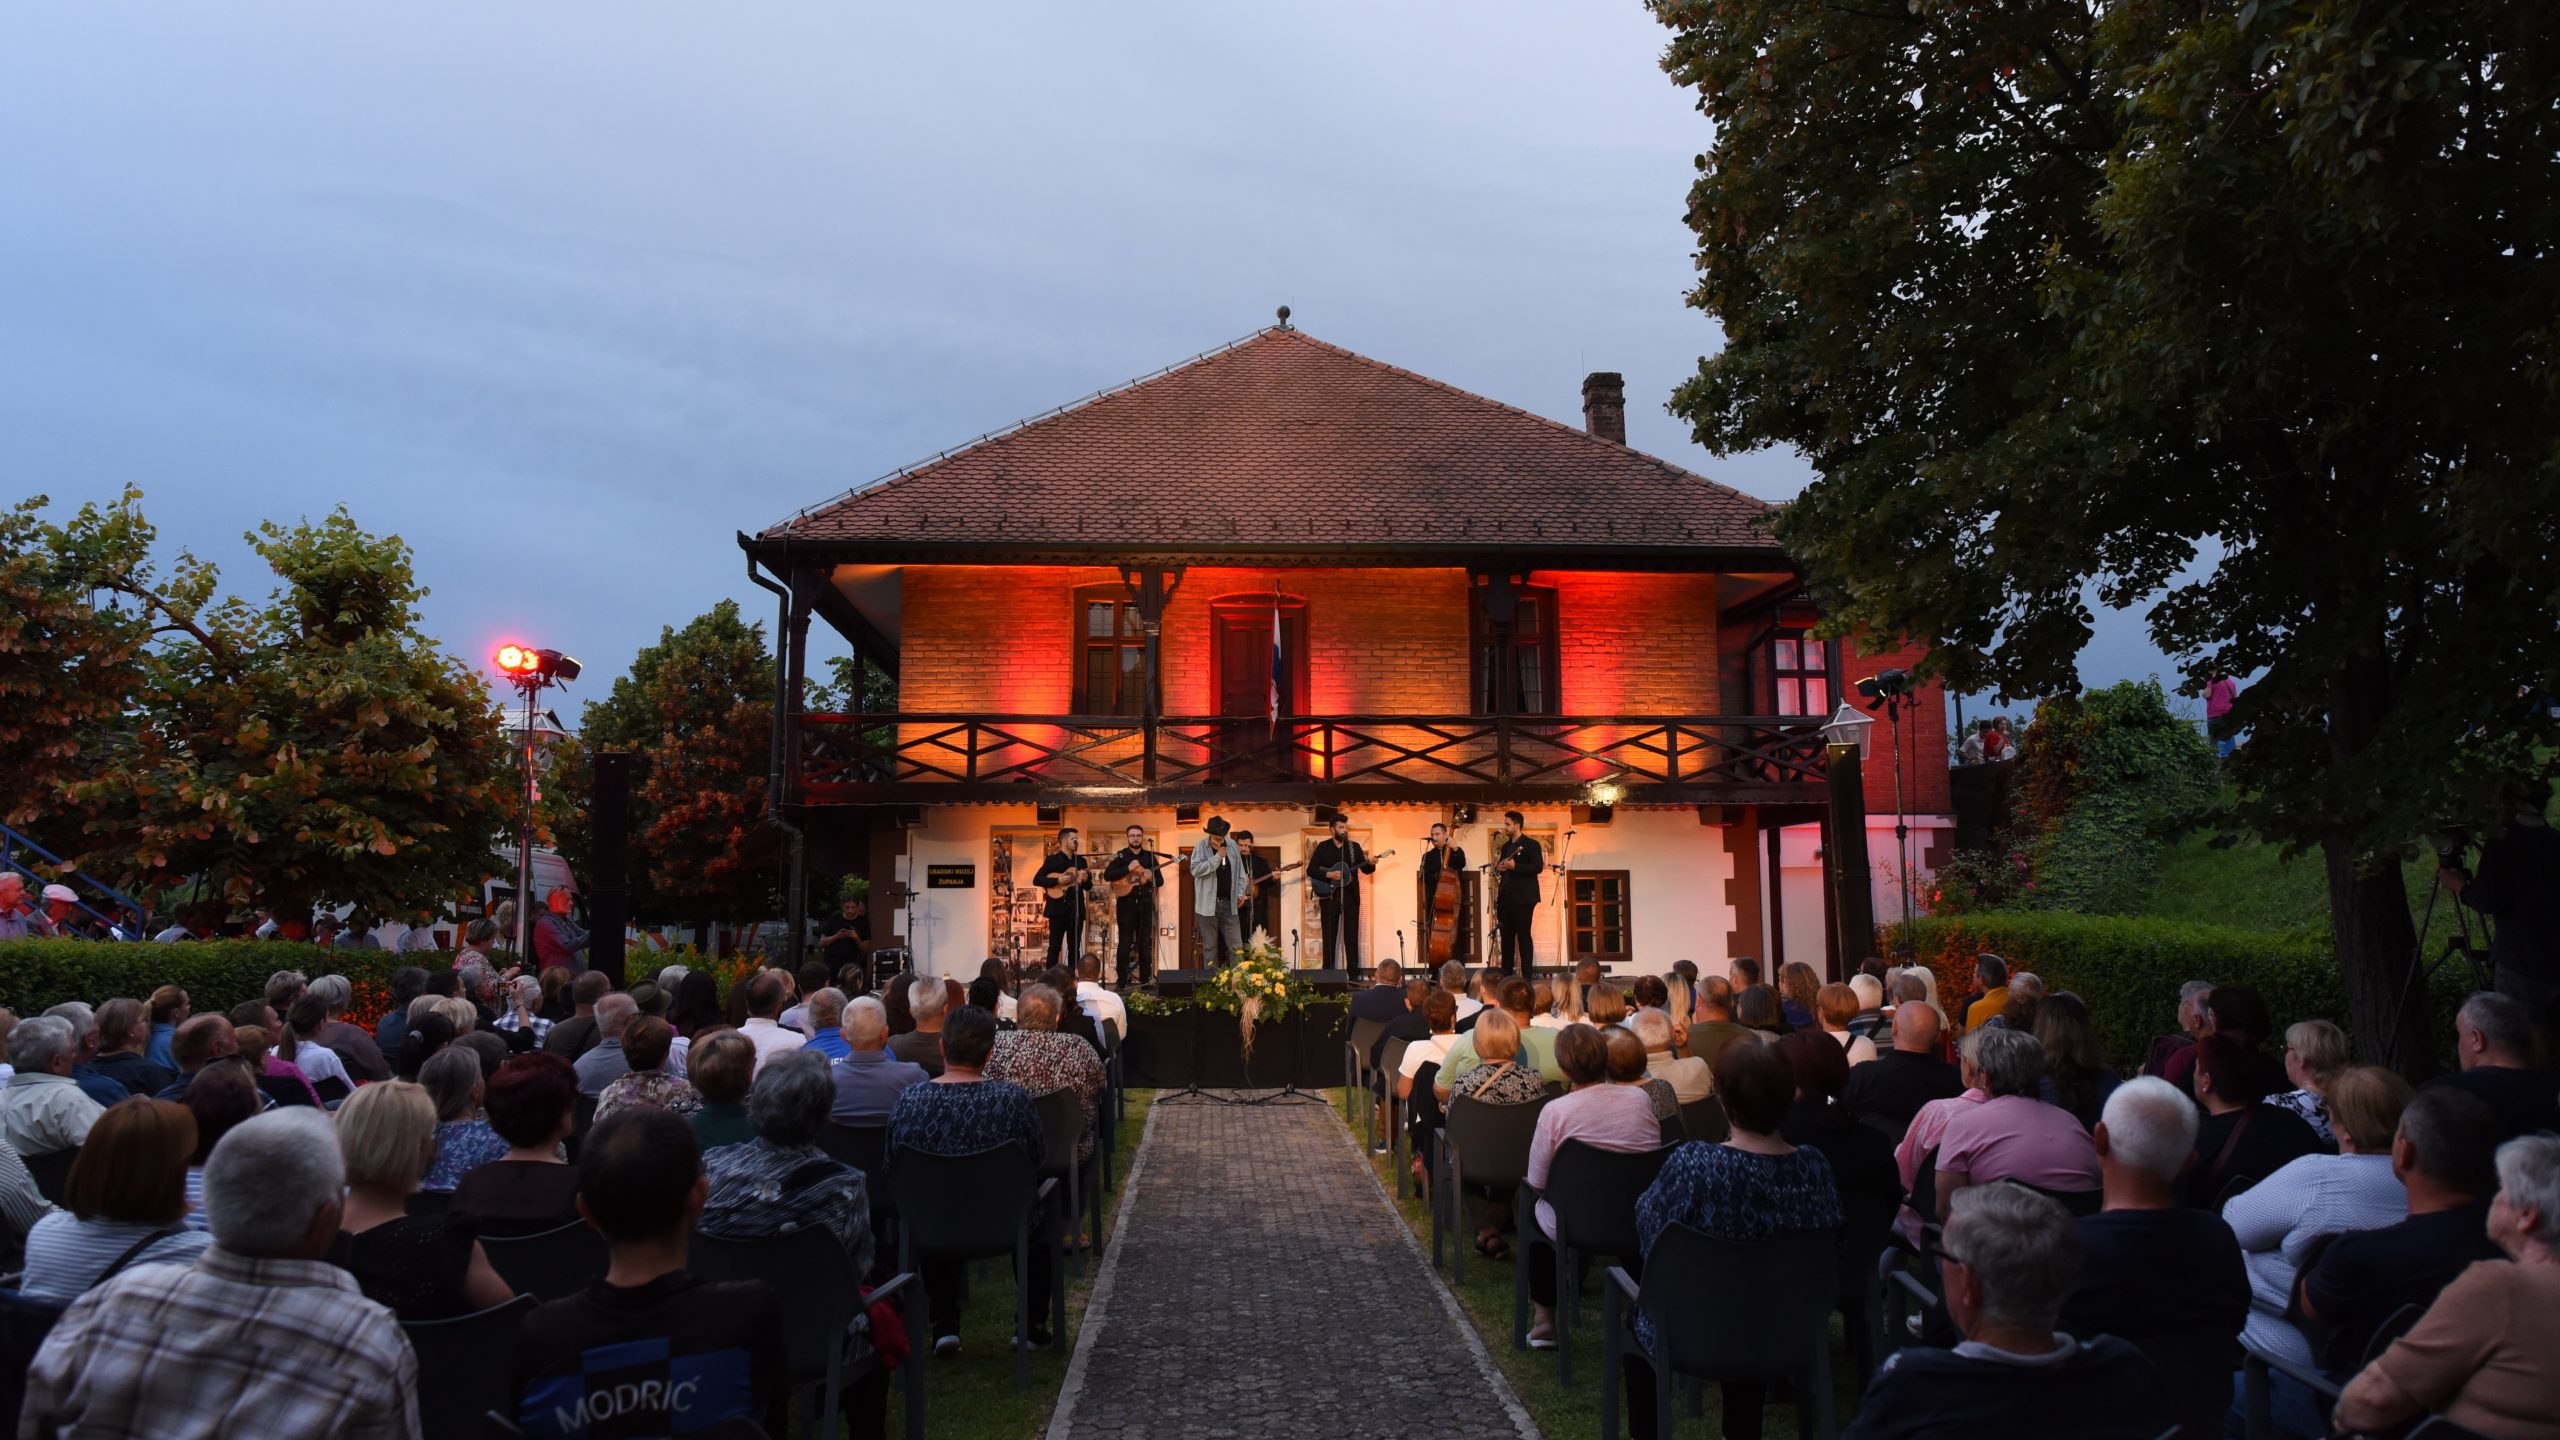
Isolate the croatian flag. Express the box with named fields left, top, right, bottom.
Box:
left=1268, top=601, right=1283, bottom=734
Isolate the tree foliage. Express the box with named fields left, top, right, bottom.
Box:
left=45, top=499, right=514, bottom=924
left=562, top=601, right=781, bottom=928
left=1653, top=0, right=2560, bottom=1068
left=0, top=494, right=151, bottom=831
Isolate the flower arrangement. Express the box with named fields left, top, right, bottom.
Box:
left=1198, top=929, right=1311, bottom=1061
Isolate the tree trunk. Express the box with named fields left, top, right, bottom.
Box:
left=2323, top=836, right=2429, bottom=1076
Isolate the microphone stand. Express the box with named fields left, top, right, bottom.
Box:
left=1554, top=828, right=1577, bottom=979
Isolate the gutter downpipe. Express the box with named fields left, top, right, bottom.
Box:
left=744, top=542, right=808, bottom=970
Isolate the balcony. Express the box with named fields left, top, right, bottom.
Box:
left=794, top=712, right=1832, bottom=807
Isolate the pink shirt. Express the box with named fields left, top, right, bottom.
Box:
left=1934, top=1094, right=2100, bottom=1195
left=1896, top=1088, right=1985, bottom=1243
left=1526, top=1083, right=1662, bottom=1238
left=2206, top=676, right=2239, bottom=719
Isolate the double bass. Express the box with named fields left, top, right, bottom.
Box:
left=1427, top=833, right=1464, bottom=964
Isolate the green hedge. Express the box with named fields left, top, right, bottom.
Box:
left=1896, top=913, right=2468, bottom=1073
left=0, top=941, right=467, bottom=1027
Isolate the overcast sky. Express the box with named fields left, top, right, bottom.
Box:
left=1, top=1, right=2174, bottom=723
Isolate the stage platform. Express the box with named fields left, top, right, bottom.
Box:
left=1118, top=1001, right=1351, bottom=1089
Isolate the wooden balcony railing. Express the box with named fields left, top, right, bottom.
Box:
left=796, top=712, right=1832, bottom=806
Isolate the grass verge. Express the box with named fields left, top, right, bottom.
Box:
left=1335, top=1090, right=1871, bottom=1440
left=880, top=1088, right=1156, bottom=1440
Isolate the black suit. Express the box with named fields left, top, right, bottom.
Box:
left=1489, top=833, right=1545, bottom=976
left=1348, top=985, right=1408, bottom=1028
left=1418, top=843, right=1468, bottom=961
left=1034, top=851, right=1091, bottom=968
left=1844, top=1048, right=1965, bottom=1138
left=1101, top=846, right=1163, bottom=987
left=1308, top=837, right=1375, bottom=973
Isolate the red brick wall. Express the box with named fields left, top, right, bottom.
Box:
left=1540, top=571, right=1721, bottom=713
left=1843, top=637, right=1952, bottom=814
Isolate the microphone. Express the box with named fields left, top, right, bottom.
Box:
left=1567, top=829, right=1579, bottom=836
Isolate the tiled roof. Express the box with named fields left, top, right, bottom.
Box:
left=764, top=327, right=1782, bottom=554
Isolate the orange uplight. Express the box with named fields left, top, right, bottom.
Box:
left=495, top=645, right=525, bottom=671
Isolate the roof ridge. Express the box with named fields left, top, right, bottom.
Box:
left=1273, top=330, right=1774, bottom=513
left=762, top=325, right=1289, bottom=535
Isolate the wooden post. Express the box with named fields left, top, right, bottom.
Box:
left=1824, top=743, right=1878, bottom=966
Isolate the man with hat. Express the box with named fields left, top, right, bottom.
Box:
left=40, top=885, right=87, bottom=938
left=0, top=875, right=59, bottom=940
left=1189, top=817, right=1247, bottom=969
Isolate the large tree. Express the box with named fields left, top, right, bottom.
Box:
left=1651, top=0, right=2560, bottom=1069
left=561, top=601, right=782, bottom=939
left=60, top=503, right=515, bottom=926
left=0, top=492, right=151, bottom=832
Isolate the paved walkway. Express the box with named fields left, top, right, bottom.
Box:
left=1048, top=1094, right=1540, bottom=1440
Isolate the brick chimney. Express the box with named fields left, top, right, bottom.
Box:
left=1581, top=371, right=1626, bottom=445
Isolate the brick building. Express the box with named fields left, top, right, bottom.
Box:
left=741, top=323, right=1950, bottom=982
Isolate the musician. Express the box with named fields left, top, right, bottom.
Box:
left=817, top=895, right=871, bottom=994
left=1033, top=827, right=1091, bottom=968
left=1101, top=824, right=1164, bottom=988
left=1489, top=810, right=1546, bottom=977
left=1232, top=829, right=1276, bottom=941
left=1418, top=822, right=1469, bottom=960
left=1189, top=816, right=1247, bottom=969
left=1308, top=814, right=1378, bottom=975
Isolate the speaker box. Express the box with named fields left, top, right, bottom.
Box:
left=589, top=751, right=634, bottom=988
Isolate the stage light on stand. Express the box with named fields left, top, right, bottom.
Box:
left=493, top=640, right=577, bottom=957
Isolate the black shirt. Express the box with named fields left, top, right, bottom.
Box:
left=513, top=1271, right=786, bottom=1439
left=1844, top=1049, right=1965, bottom=1135
left=1843, top=1334, right=2171, bottom=1440
left=2299, top=1202, right=2504, bottom=1374
left=819, top=911, right=869, bottom=971
left=1308, top=838, right=1373, bottom=902
left=1034, top=851, right=1090, bottom=912
left=2063, top=1207, right=2249, bottom=1342
left=1102, top=847, right=1163, bottom=908
left=454, top=1160, right=586, bottom=1237
left=2459, top=822, right=2560, bottom=984
left=1348, top=985, right=1408, bottom=1027
left=2425, top=1066, right=2560, bottom=1140
left=1489, top=833, right=1545, bottom=906
left=88, top=1052, right=175, bottom=1099
left=2189, top=1104, right=2325, bottom=1209
left=328, top=1212, right=482, bottom=1320
left=1418, top=844, right=1469, bottom=893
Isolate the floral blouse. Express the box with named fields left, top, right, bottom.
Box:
left=595, top=1070, right=702, bottom=1124
left=426, top=1119, right=510, bottom=1192
left=984, top=1031, right=1105, bottom=1162
left=2268, top=1087, right=2334, bottom=1144
left=1452, top=1060, right=1546, bottom=1106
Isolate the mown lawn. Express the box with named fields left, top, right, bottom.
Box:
left=1335, top=1092, right=1874, bottom=1440
left=870, top=1089, right=1155, bottom=1440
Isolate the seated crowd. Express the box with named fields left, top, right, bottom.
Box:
left=1, top=949, right=1120, bottom=1439
left=1348, top=950, right=2560, bottom=1440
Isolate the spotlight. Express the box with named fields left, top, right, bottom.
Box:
left=495, top=645, right=529, bottom=673
left=535, top=649, right=582, bottom=683
left=1855, top=668, right=1912, bottom=710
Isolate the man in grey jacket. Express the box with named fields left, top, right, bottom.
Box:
left=1189, top=817, right=1247, bottom=969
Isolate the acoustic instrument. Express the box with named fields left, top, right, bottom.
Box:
left=1426, top=836, right=1465, bottom=965
left=1036, top=863, right=1094, bottom=900
left=1314, top=848, right=1396, bottom=889
left=1243, top=860, right=1306, bottom=892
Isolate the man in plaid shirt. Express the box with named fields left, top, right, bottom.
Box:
left=22, top=1108, right=419, bottom=1439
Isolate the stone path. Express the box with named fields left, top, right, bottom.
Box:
left=1047, top=1094, right=1540, bottom=1440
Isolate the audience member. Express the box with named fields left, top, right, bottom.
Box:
left=1684, top=975, right=1757, bottom=1072
left=1629, top=1008, right=1709, bottom=1104
left=2297, top=1086, right=2505, bottom=1377
left=2185, top=1032, right=2326, bottom=1208
left=1035, top=966, right=1106, bottom=1054
left=1625, top=1039, right=1841, bottom=1440
left=1962, top=953, right=2011, bottom=1033
left=595, top=1015, right=699, bottom=1122
left=1442, top=1007, right=1545, bottom=1105
left=2222, top=1065, right=2412, bottom=1371
left=1609, top=1024, right=1677, bottom=1121
left=2058, top=1078, right=2248, bottom=1361
left=1845, top=973, right=1891, bottom=1045
left=1735, top=984, right=1786, bottom=1037
left=776, top=960, right=833, bottom=1033
left=2332, top=1134, right=2560, bottom=1439
left=540, top=971, right=612, bottom=1062
left=328, top=1080, right=511, bottom=1319
left=1435, top=978, right=1564, bottom=1090
left=2166, top=984, right=2278, bottom=1099
left=2269, top=1018, right=2349, bottom=1144
left=176, top=1062, right=259, bottom=1232
left=1895, top=1029, right=1991, bottom=1243
left=1779, top=1029, right=1902, bottom=1340
left=2032, top=992, right=2119, bottom=1131
left=512, top=1106, right=786, bottom=1437
left=24, top=1109, right=420, bottom=1440
left=735, top=972, right=804, bottom=1077
left=392, top=1010, right=457, bottom=1083
left=832, top=995, right=929, bottom=1127
left=378, top=961, right=426, bottom=1056
left=1075, top=953, right=1128, bottom=1041
left=687, top=1029, right=759, bottom=1151
left=1727, top=955, right=1763, bottom=993
left=701, top=1051, right=872, bottom=1268
left=3, top=1015, right=106, bottom=1156
left=454, top=1052, right=585, bottom=1235
left=1815, top=982, right=1879, bottom=1066
left=1776, top=961, right=1821, bottom=1032
left=1933, top=1028, right=2099, bottom=1218
left=144, top=986, right=188, bottom=1071
left=2428, top=990, right=2560, bottom=1138
left=1663, top=960, right=1700, bottom=1028
left=2145, top=978, right=2216, bottom=1081
left=276, top=994, right=354, bottom=1096
left=87, top=998, right=174, bottom=1099
left=19, top=1098, right=213, bottom=1297
left=1349, top=959, right=1407, bottom=1027
left=536, top=965, right=574, bottom=1024
left=888, top=1005, right=1049, bottom=1355
left=1891, top=966, right=1946, bottom=1030
left=44, top=1001, right=131, bottom=1106
left=1522, top=1024, right=1660, bottom=1346
left=1845, top=1183, right=2172, bottom=1440
left=304, top=974, right=390, bottom=1082
left=888, top=976, right=950, bottom=1077
left=420, top=1045, right=509, bottom=1191
left=799, top=987, right=850, bottom=1061
left=985, top=984, right=1107, bottom=1162
left=493, top=974, right=551, bottom=1052
left=570, top=993, right=640, bottom=1098
left=1847, top=1000, right=1962, bottom=1139
left=1629, top=973, right=1681, bottom=1048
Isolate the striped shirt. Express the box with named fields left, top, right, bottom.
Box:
left=20, top=1214, right=212, bottom=1298
left=24, top=1245, right=420, bottom=1440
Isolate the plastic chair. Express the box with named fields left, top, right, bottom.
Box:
left=23, top=1148, right=76, bottom=1205
left=1513, top=1139, right=1674, bottom=1383
left=1401, top=1061, right=1444, bottom=1200
left=1602, top=1224, right=1838, bottom=1440
left=480, top=1219, right=610, bottom=1302
left=2014, top=1179, right=2102, bottom=1218
left=692, top=1226, right=921, bottom=1440
left=1033, top=1088, right=1101, bottom=1278
left=402, top=1294, right=536, bottom=1440
left=259, top=1074, right=319, bottom=1108
left=1102, top=1018, right=1126, bottom=1125
left=890, top=1144, right=1061, bottom=1391
left=1430, top=1093, right=1549, bottom=1282
left=1679, top=1097, right=1728, bottom=1143
left=0, top=1288, right=71, bottom=1426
